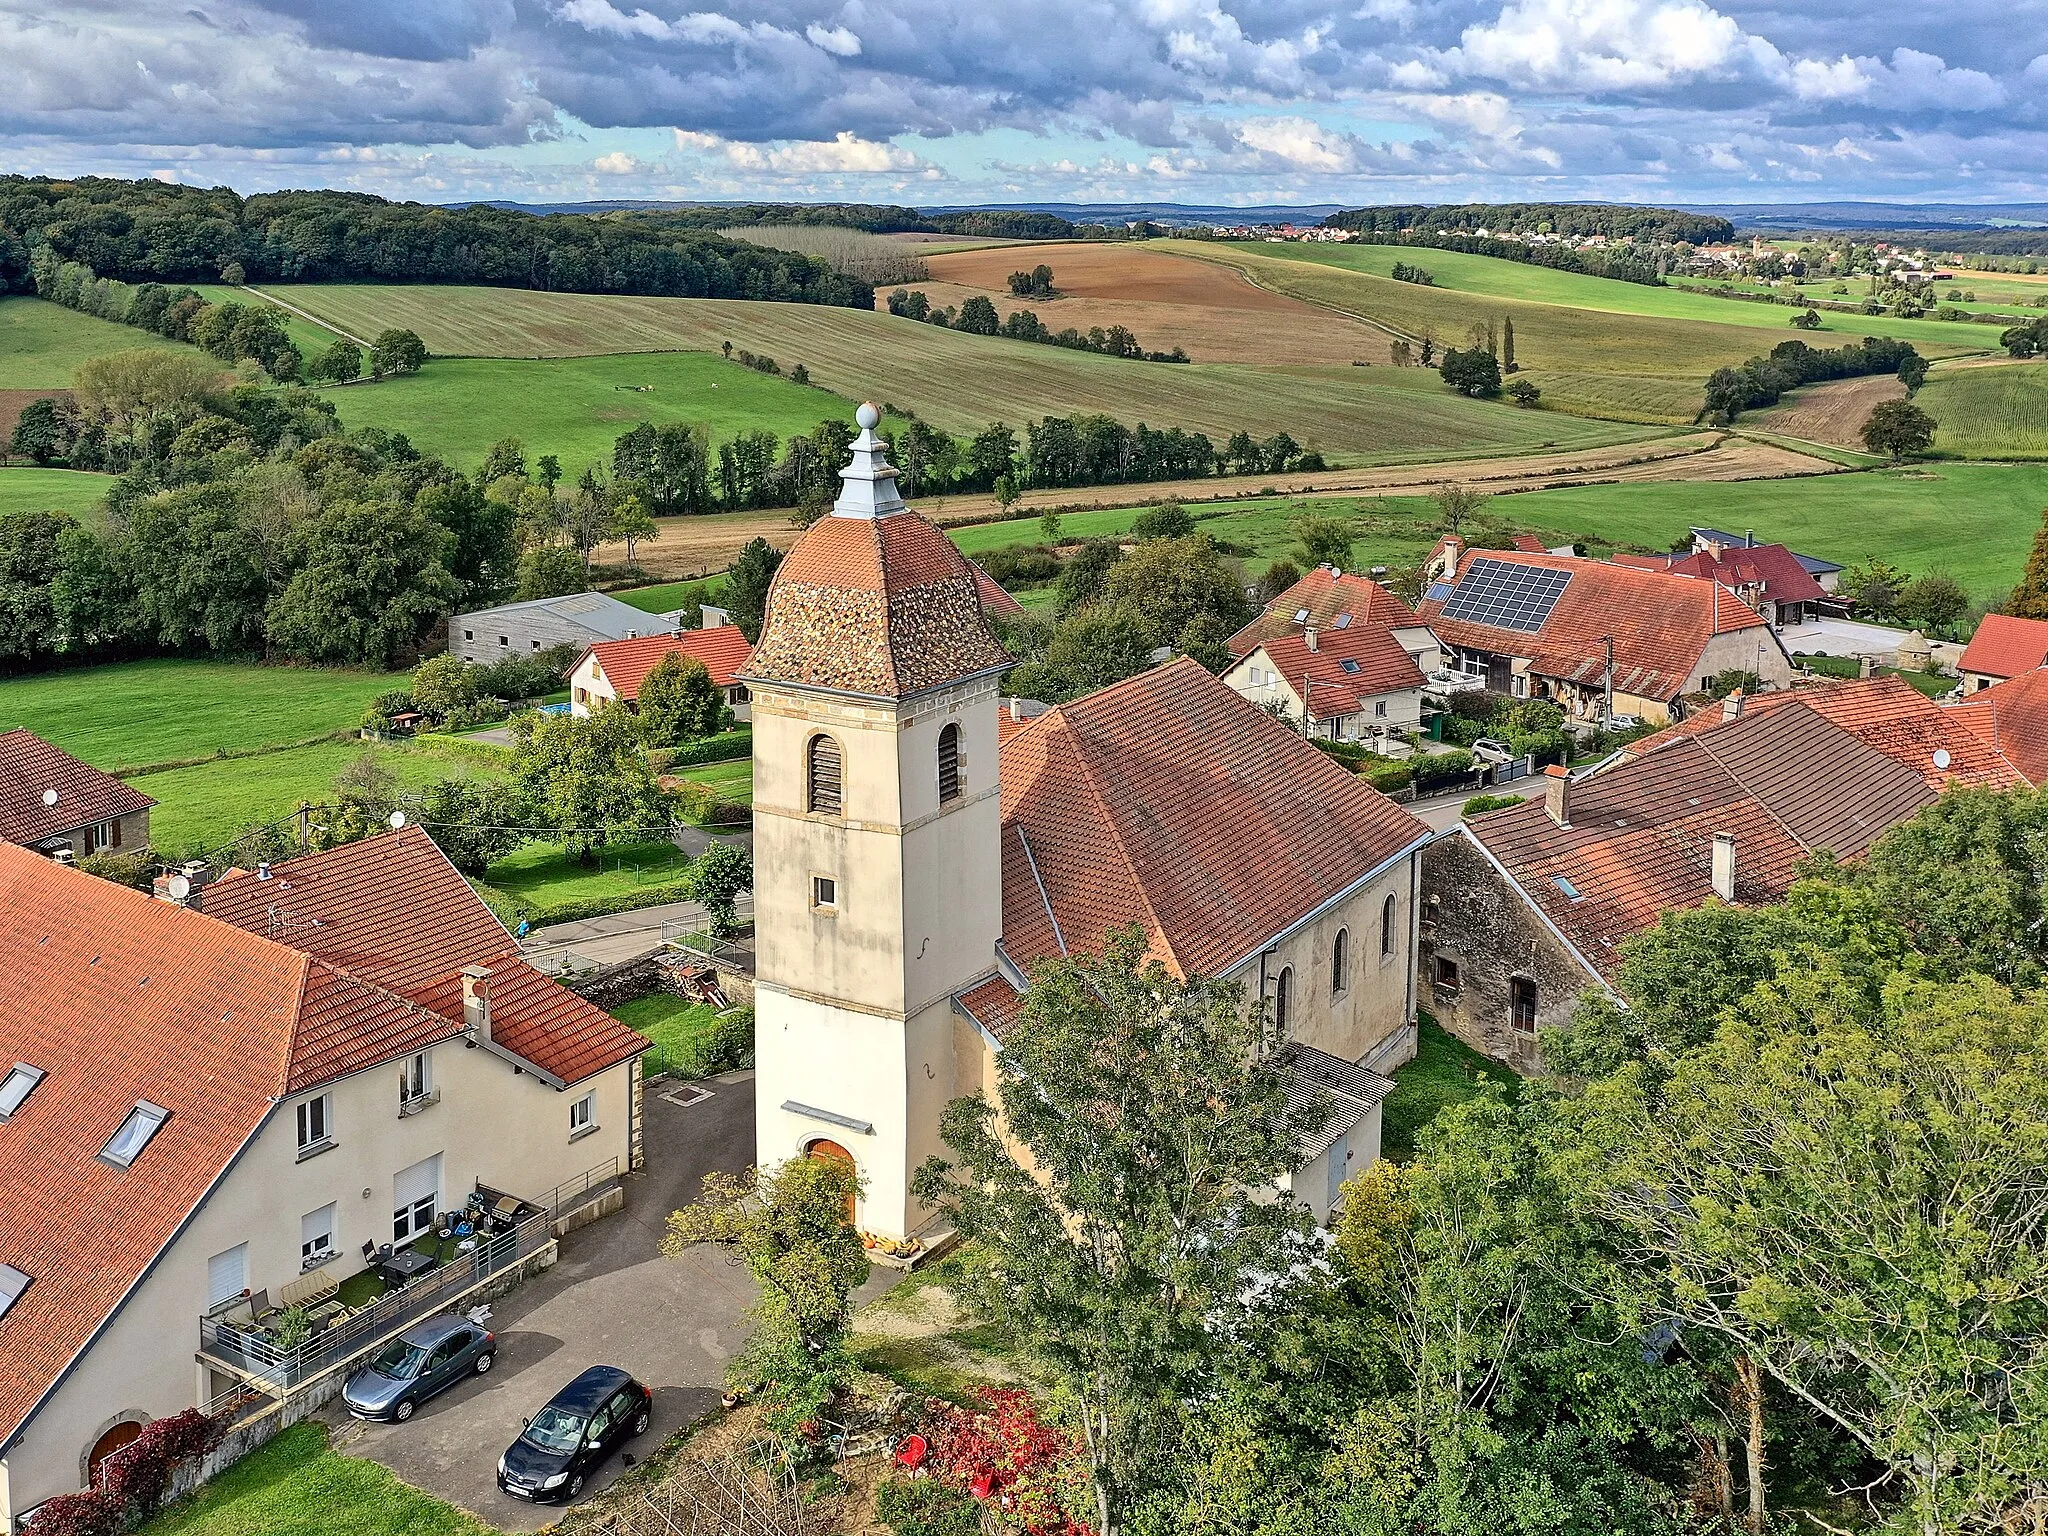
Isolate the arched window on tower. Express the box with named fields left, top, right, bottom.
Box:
left=1273, top=966, right=1293, bottom=1038
left=807, top=734, right=843, bottom=815
left=937, top=722, right=962, bottom=803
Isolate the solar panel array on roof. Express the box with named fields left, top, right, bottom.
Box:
left=1439, top=558, right=1573, bottom=634
left=1424, top=582, right=1453, bottom=602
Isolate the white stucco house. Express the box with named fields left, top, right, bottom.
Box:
left=743, top=406, right=1429, bottom=1245
left=568, top=626, right=756, bottom=723
left=0, top=831, right=646, bottom=1530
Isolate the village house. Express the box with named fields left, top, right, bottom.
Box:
left=0, top=830, right=646, bottom=1530
left=1950, top=667, right=2048, bottom=783
left=451, top=591, right=689, bottom=665
left=742, top=406, right=1430, bottom=1239
left=1957, top=612, right=2048, bottom=694
left=0, top=732, right=153, bottom=860
left=1223, top=624, right=1428, bottom=743
left=569, top=626, right=756, bottom=723
left=1416, top=544, right=1795, bottom=725
left=1228, top=565, right=1439, bottom=666
left=1421, top=679, right=2025, bottom=1067
left=1689, top=527, right=1842, bottom=593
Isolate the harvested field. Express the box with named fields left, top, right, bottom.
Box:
left=914, top=242, right=1397, bottom=364
left=594, top=431, right=1833, bottom=578
left=1751, top=374, right=1906, bottom=450
left=264, top=284, right=1652, bottom=461
left=0, top=387, right=66, bottom=446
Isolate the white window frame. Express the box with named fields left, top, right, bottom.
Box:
left=399, top=1051, right=434, bottom=1114
left=100, top=1101, right=169, bottom=1168
left=812, top=874, right=838, bottom=911
left=295, top=1093, right=334, bottom=1159
left=0, top=1062, right=44, bottom=1119
left=301, top=1204, right=338, bottom=1268
left=569, top=1091, right=597, bottom=1141
left=393, top=1155, right=441, bottom=1244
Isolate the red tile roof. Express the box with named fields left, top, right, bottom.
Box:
left=1508, top=533, right=1550, bottom=553
left=744, top=511, right=1013, bottom=698
left=1606, top=553, right=1678, bottom=572
left=0, top=846, right=308, bottom=1449
left=1630, top=678, right=2023, bottom=792
left=204, top=828, right=646, bottom=1089
left=1467, top=699, right=1938, bottom=977
left=1417, top=549, right=1770, bottom=705
left=1250, top=624, right=1427, bottom=716
left=1227, top=567, right=1416, bottom=658
left=1950, top=669, right=2048, bottom=787
left=971, top=564, right=1028, bottom=620
left=0, top=730, right=155, bottom=846
left=992, top=659, right=1428, bottom=1008
left=1960, top=613, right=2048, bottom=681
left=1665, top=542, right=1827, bottom=607
left=580, top=626, right=754, bottom=700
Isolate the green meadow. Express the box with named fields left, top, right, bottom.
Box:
left=0, top=296, right=193, bottom=389
left=0, top=467, right=112, bottom=516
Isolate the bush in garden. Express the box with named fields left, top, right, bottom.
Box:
left=875, top=1477, right=981, bottom=1536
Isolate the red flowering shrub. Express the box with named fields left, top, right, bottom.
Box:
left=22, top=1492, right=121, bottom=1536
left=925, top=1389, right=1094, bottom=1536
left=96, top=1408, right=228, bottom=1520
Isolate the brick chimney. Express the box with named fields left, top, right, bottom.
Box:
left=461, top=964, right=493, bottom=1044
left=1711, top=832, right=1736, bottom=902
left=1543, top=764, right=1571, bottom=827
left=1722, top=688, right=1744, bottom=721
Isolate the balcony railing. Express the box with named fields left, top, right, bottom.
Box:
left=199, top=1210, right=550, bottom=1393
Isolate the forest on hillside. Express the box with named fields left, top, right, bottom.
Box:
left=0, top=178, right=873, bottom=306
left=1325, top=202, right=1735, bottom=245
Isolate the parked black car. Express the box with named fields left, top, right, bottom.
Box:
left=496, top=1365, right=653, bottom=1503
left=342, top=1314, right=496, bottom=1422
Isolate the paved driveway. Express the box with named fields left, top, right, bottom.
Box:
left=328, top=1070, right=760, bottom=1530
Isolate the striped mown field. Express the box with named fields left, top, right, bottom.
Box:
left=263, top=283, right=1665, bottom=461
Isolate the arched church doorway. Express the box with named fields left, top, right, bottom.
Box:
left=805, top=1139, right=858, bottom=1225
left=88, top=1420, right=142, bottom=1488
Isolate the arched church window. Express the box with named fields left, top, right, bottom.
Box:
left=1274, top=966, right=1292, bottom=1037
left=807, top=734, right=843, bottom=815
left=937, top=723, right=962, bottom=803
left=1331, top=928, right=1348, bottom=996
left=1381, top=893, right=1398, bottom=957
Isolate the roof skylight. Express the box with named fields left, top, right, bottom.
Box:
left=0, top=1063, right=43, bottom=1118
left=1553, top=875, right=1585, bottom=901
left=0, top=1263, right=28, bottom=1321
left=100, top=1101, right=170, bottom=1168
left=1293, top=608, right=1310, bottom=623
left=1340, top=658, right=1362, bottom=674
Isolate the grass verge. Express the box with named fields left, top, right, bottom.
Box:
left=0, top=467, right=114, bottom=516
left=1382, top=1016, right=1521, bottom=1163
left=608, top=995, right=730, bottom=1077
left=139, top=1422, right=488, bottom=1536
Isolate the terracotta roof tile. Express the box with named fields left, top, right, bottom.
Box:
left=1469, top=700, right=1938, bottom=976
left=1227, top=568, right=1416, bottom=658
left=1251, top=625, right=1427, bottom=715
left=1417, top=549, right=1769, bottom=705
left=0, top=846, right=305, bottom=1448
left=971, top=565, right=1028, bottom=621
left=1665, top=542, right=1827, bottom=606
left=1950, top=669, right=2048, bottom=787
left=579, top=626, right=753, bottom=699
left=1960, top=613, right=2048, bottom=681
left=996, top=659, right=1429, bottom=991
left=0, top=730, right=155, bottom=846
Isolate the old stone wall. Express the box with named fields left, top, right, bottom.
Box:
left=1417, top=832, right=1595, bottom=1071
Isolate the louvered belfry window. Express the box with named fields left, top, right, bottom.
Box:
left=937, top=723, right=962, bottom=803
left=807, top=734, right=843, bottom=814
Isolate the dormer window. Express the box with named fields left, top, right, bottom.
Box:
left=0, top=1263, right=29, bottom=1321
left=100, top=1101, right=169, bottom=1168
left=0, top=1063, right=44, bottom=1118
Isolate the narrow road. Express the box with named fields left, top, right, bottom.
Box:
left=239, top=285, right=368, bottom=347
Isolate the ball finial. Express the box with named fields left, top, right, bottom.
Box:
left=855, top=401, right=880, bottom=431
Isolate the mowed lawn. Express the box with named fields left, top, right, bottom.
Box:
left=1916, top=363, right=2048, bottom=460
left=0, top=467, right=112, bottom=516
left=320, top=350, right=878, bottom=472
left=0, top=297, right=194, bottom=389
left=133, top=735, right=510, bottom=856
left=261, top=283, right=1663, bottom=460
left=677, top=756, right=753, bottom=806
left=479, top=837, right=689, bottom=910
left=612, top=575, right=724, bottom=613
left=608, top=993, right=727, bottom=1077
left=0, top=659, right=403, bottom=771
left=141, top=1423, right=486, bottom=1536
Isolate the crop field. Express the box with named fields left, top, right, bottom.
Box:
left=914, top=242, right=1397, bottom=365
left=952, top=462, right=2048, bottom=608
left=0, top=297, right=193, bottom=389
left=1915, top=362, right=2048, bottom=460
left=134, top=735, right=508, bottom=857
left=187, top=284, right=345, bottom=361
left=1749, top=374, right=1906, bottom=451
left=0, top=659, right=403, bottom=772
left=1172, top=244, right=1985, bottom=425
left=0, top=467, right=111, bottom=516
left=321, top=350, right=869, bottom=471
left=261, top=283, right=1664, bottom=459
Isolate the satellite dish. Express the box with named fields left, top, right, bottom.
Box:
left=40, top=789, right=57, bottom=807
left=389, top=811, right=407, bottom=829
left=167, top=874, right=191, bottom=899
left=1933, top=747, right=1952, bottom=771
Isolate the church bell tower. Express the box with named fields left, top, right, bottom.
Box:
left=739, top=403, right=1011, bottom=1240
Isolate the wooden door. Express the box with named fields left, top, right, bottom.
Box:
left=806, top=1140, right=857, bottom=1226
left=90, top=1421, right=142, bottom=1488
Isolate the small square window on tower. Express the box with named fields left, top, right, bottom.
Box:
left=812, top=875, right=838, bottom=911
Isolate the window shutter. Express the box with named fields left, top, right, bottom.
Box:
left=207, top=1244, right=247, bottom=1308
left=807, top=735, right=843, bottom=814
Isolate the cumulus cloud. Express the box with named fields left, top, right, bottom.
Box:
left=591, top=150, right=640, bottom=173
left=674, top=127, right=925, bottom=173
left=1791, top=47, right=2004, bottom=110
left=1448, top=0, right=1784, bottom=92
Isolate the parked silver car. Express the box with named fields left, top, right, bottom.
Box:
left=342, top=1314, right=496, bottom=1422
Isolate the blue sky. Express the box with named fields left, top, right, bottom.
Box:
left=2, top=0, right=2043, bottom=208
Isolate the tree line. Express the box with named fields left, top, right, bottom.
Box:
left=1701, top=335, right=1926, bottom=424
left=0, top=177, right=870, bottom=306
left=885, top=287, right=1190, bottom=362
left=1326, top=201, right=1735, bottom=245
